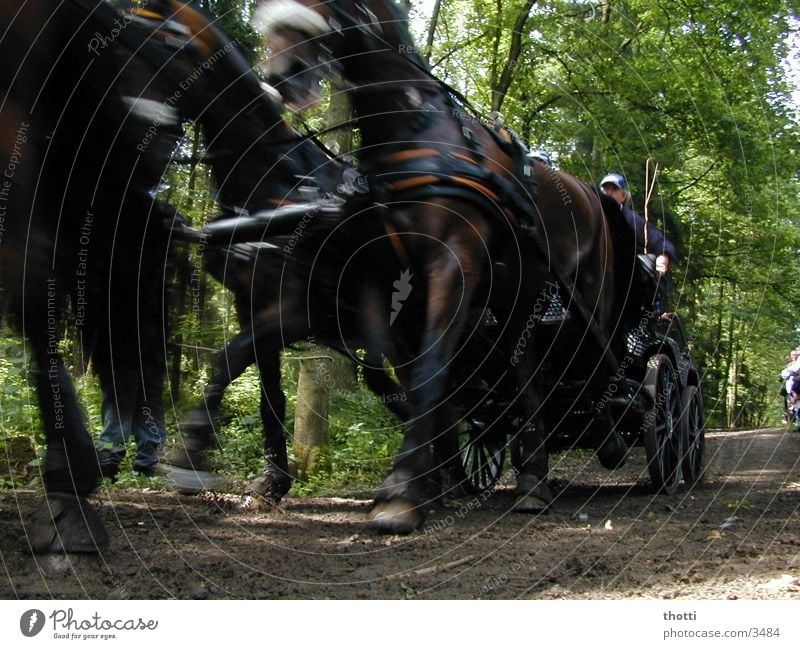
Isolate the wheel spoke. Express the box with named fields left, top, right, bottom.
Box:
left=460, top=425, right=505, bottom=492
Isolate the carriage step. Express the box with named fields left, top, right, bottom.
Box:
left=541, top=286, right=570, bottom=322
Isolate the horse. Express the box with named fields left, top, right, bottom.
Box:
left=0, top=0, right=203, bottom=552
left=252, top=0, right=620, bottom=533
left=0, top=0, right=350, bottom=552
left=112, top=1, right=412, bottom=503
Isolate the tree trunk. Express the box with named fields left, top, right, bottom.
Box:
left=728, top=352, right=739, bottom=429
left=711, top=279, right=725, bottom=426
left=168, top=128, right=204, bottom=395
left=720, top=283, right=736, bottom=428
left=329, top=349, right=357, bottom=392
left=292, top=351, right=332, bottom=477
left=491, top=0, right=538, bottom=113
left=423, top=0, right=443, bottom=62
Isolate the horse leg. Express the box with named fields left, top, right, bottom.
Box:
left=168, top=327, right=263, bottom=472
left=369, top=250, right=478, bottom=534
left=244, top=349, right=291, bottom=502
left=28, top=333, right=108, bottom=553
left=510, top=348, right=554, bottom=513
left=362, top=350, right=412, bottom=421
left=166, top=309, right=310, bottom=492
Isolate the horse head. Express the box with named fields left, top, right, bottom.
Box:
left=253, top=0, right=430, bottom=111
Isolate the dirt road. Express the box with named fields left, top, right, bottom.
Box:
left=1, top=427, right=798, bottom=599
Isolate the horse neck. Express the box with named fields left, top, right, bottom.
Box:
left=333, top=11, right=454, bottom=156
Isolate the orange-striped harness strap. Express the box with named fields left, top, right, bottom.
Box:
left=384, top=222, right=410, bottom=267
left=375, top=148, right=523, bottom=226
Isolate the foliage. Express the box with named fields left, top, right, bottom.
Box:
left=207, top=355, right=405, bottom=493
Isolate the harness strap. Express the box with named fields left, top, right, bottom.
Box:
left=373, top=149, right=532, bottom=228
left=384, top=223, right=411, bottom=268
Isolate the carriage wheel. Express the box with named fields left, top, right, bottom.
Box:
left=458, top=421, right=505, bottom=495
left=643, top=354, right=683, bottom=494
left=679, top=385, right=705, bottom=485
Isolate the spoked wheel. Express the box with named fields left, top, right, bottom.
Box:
left=679, top=385, right=705, bottom=484
left=643, top=354, right=683, bottom=494
left=458, top=419, right=505, bottom=495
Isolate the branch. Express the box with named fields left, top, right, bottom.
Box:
left=430, top=31, right=494, bottom=70
left=389, top=555, right=476, bottom=579
left=423, top=0, right=443, bottom=63
left=668, top=164, right=718, bottom=200
left=491, top=0, right=538, bottom=113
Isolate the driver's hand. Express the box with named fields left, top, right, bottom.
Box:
left=656, top=254, right=670, bottom=274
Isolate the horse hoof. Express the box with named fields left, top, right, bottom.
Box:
left=28, top=493, right=109, bottom=554
left=368, top=500, right=425, bottom=535
left=162, top=466, right=229, bottom=495
left=512, top=476, right=553, bottom=514
left=512, top=493, right=551, bottom=513
left=244, top=474, right=290, bottom=505
left=597, top=431, right=628, bottom=469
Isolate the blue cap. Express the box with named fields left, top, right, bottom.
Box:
left=600, top=173, right=627, bottom=190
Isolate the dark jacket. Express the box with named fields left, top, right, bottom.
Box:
left=621, top=204, right=677, bottom=260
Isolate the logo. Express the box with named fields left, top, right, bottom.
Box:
left=20, top=609, right=45, bottom=637
left=390, top=269, right=413, bottom=326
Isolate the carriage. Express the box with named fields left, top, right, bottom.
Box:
left=456, top=254, right=705, bottom=498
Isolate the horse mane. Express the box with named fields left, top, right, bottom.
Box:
left=371, top=0, right=431, bottom=73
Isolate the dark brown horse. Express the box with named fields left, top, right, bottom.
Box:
left=0, top=0, right=194, bottom=551
left=252, top=0, right=618, bottom=533
left=0, top=0, right=349, bottom=551
left=120, top=3, right=417, bottom=501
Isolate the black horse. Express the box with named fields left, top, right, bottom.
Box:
left=97, top=2, right=417, bottom=502
left=254, top=0, right=622, bottom=533
left=0, top=0, right=205, bottom=552
left=0, top=0, right=351, bottom=552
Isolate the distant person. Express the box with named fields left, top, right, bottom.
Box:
left=780, top=354, right=792, bottom=424
left=91, top=201, right=172, bottom=479
left=781, top=349, right=800, bottom=431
